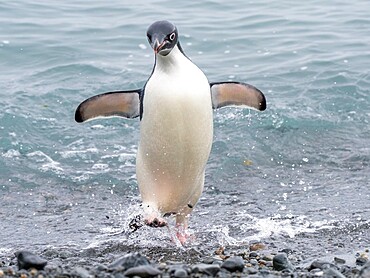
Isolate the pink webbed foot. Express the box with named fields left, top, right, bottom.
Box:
left=174, top=223, right=194, bottom=245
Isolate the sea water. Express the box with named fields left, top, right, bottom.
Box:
left=0, top=0, right=369, bottom=265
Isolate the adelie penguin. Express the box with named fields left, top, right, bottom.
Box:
left=75, top=20, right=266, bottom=244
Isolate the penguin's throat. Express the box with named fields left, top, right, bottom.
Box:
left=155, top=45, right=185, bottom=72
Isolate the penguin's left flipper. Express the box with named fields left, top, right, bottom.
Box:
left=210, top=82, right=266, bottom=111
left=75, top=89, right=141, bottom=123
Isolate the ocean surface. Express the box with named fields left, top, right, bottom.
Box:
left=1, top=0, right=369, bottom=267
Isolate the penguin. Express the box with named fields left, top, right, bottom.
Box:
left=75, top=20, right=266, bottom=244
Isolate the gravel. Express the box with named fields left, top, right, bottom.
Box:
left=0, top=246, right=369, bottom=277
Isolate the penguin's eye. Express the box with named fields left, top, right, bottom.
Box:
left=169, top=32, right=176, bottom=41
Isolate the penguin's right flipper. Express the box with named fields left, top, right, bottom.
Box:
left=210, top=82, right=266, bottom=111
left=75, top=90, right=141, bottom=123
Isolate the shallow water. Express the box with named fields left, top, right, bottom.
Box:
left=1, top=0, right=369, bottom=267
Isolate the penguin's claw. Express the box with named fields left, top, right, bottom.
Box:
left=144, top=217, right=167, bottom=228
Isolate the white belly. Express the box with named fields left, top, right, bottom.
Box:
left=136, top=53, right=213, bottom=214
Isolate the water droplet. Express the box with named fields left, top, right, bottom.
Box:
left=138, top=44, right=147, bottom=50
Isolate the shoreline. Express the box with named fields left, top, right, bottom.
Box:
left=1, top=244, right=368, bottom=277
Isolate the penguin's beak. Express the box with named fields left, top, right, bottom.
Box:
left=150, top=35, right=168, bottom=54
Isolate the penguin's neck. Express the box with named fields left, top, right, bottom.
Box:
left=155, top=43, right=190, bottom=74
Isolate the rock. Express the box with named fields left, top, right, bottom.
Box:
left=334, top=257, right=346, bottom=264
left=108, top=253, right=150, bottom=271
left=309, top=259, right=335, bottom=270
left=356, top=257, right=368, bottom=266
left=324, top=267, right=346, bottom=278
left=280, top=248, right=293, bottom=254
left=252, top=258, right=260, bottom=265
left=221, top=256, right=244, bottom=272
left=192, top=263, right=220, bottom=276
left=339, top=265, right=351, bottom=276
left=246, top=267, right=258, bottom=274
left=168, top=264, right=188, bottom=277
left=16, top=251, right=47, bottom=270
left=359, top=262, right=370, bottom=278
left=123, top=265, right=162, bottom=278
left=72, top=266, right=91, bottom=278
left=249, top=251, right=258, bottom=258
left=273, top=253, right=294, bottom=271
left=173, top=268, right=188, bottom=278
left=113, top=273, right=125, bottom=278
left=262, top=254, right=273, bottom=261
left=249, top=242, right=265, bottom=251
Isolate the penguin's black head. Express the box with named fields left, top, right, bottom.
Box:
left=147, top=20, right=178, bottom=56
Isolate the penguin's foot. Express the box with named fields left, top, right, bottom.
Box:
left=144, top=216, right=167, bottom=228
left=175, top=223, right=193, bottom=245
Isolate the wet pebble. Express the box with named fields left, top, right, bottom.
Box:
left=16, top=251, right=47, bottom=270
left=359, top=262, right=370, bottom=278
left=324, top=267, right=346, bottom=278
left=72, top=266, right=91, bottom=278
left=108, top=253, right=150, bottom=271
left=246, top=267, right=258, bottom=274
left=249, top=251, right=259, bottom=258
left=192, top=263, right=220, bottom=276
left=221, top=256, right=244, bottom=272
left=123, top=265, right=162, bottom=278
left=249, top=242, right=266, bottom=251
left=309, top=259, right=335, bottom=270
left=334, top=257, right=346, bottom=264
left=168, top=264, right=189, bottom=278
left=356, top=256, right=368, bottom=266
left=173, top=268, right=188, bottom=278
left=272, top=253, right=294, bottom=271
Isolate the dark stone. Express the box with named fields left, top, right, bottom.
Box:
left=16, top=251, right=47, bottom=270
left=168, top=264, right=188, bottom=276
left=280, top=248, right=293, bottom=254
left=334, top=257, right=346, bottom=264
left=249, top=251, right=258, bottom=258
left=221, top=256, right=244, bottom=272
left=108, top=253, right=150, bottom=271
left=123, top=265, right=162, bottom=278
left=273, top=253, right=294, bottom=271
left=173, top=268, right=188, bottom=278
left=356, top=257, right=368, bottom=266
left=192, top=263, right=220, bottom=276
left=309, top=259, right=335, bottom=270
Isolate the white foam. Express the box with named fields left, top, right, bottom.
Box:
left=91, top=163, right=109, bottom=170
left=27, top=150, right=64, bottom=174
left=241, top=214, right=337, bottom=240
left=60, top=147, right=99, bottom=158
left=2, top=149, right=20, bottom=158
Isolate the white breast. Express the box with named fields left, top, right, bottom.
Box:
left=136, top=45, right=213, bottom=214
